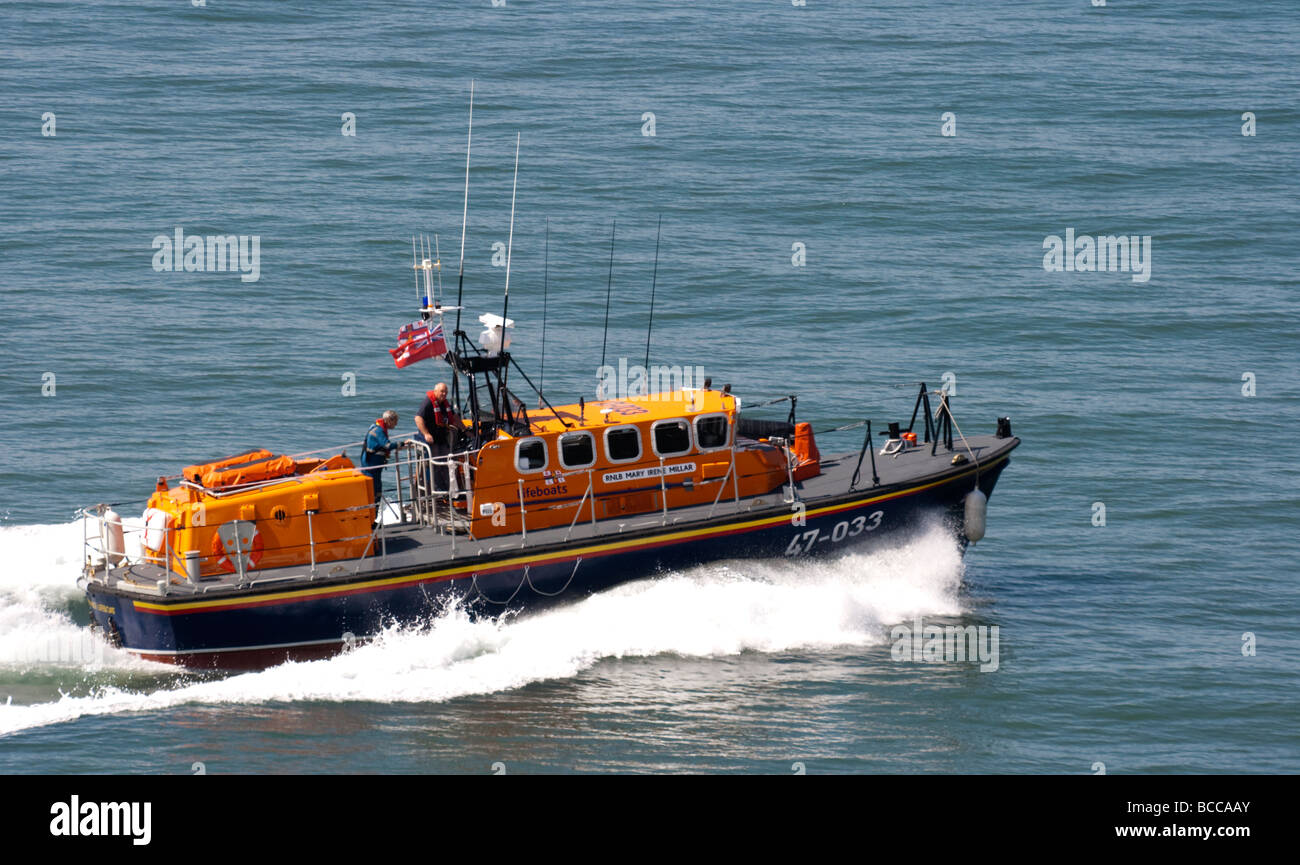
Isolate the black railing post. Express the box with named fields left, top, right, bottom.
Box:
left=850, top=420, right=880, bottom=490
left=921, top=387, right=934, bottom=443
left=868, top=420, right=879, bottom=486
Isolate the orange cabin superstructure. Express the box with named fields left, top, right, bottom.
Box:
left=141, top=452, right=376, bottom=577
left=463, top=388, right=817, bottom=539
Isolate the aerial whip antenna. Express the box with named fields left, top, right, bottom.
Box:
left=539, top=217, right=550, bottom=403
left=412, top=236, right=420, bottom=304
left=454, top=80, right=475, bottom=336
left=644, top=214, right=661, bottom=370
left=500, top=133, right=520, bottom=331
left=433, top=233, right=443, bottom=302
left=599, top=220, right=616, bottom=381
left=496, top=132, right=521, bottom=421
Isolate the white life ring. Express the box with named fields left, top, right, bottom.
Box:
left=142, top=507, right=171, bottom=550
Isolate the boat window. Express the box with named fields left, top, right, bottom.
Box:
left=559, top=432, right=596, bottom=469
left=516, top=438, right=547, bottom=472
left=605, top=426, right=641, bottom=463
left=695, top=414, right=730, bottom=450
left=652, top=419, right=691, bottom=456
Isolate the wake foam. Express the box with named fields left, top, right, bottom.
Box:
left=0, top=519, right=966, bottom=737
left=0, top=520, right=163, bottom=677
left=0, top=520, right=89, bottom=598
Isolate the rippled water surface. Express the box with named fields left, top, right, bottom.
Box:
left=1, top=0, right=1297, bottom=773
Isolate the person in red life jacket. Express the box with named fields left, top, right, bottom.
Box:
left=360, top=410, right=399, bottom=503
left=415, top=382, right=459, bottom=494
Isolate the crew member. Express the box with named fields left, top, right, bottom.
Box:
left=361, top=410, right=399, bottom=502
left=415, top=382, right=457, bottom=493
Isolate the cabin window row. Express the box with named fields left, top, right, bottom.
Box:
left=515, top=414, right=732, bottom=473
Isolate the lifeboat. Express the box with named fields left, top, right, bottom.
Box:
left=77, top=364, right=1018, bottom=670
left=74, top=109, right=1019, bottom=669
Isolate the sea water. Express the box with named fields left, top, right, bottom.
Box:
left=0, top=0, right=1297, bottom=773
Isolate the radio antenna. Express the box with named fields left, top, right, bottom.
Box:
left=599, top=219, right=616, bottom=378
left=411, top=236, right=420, bottom=304
left=454, top=80, right=474, bottom=336
left=496, top=132, right=521, bottom=422
left=644, top=214, right=661, bottom=370
left=539, top=217, right=550, bottom=402
left=500, top=134, right=520, bottom=328
left=433, top=233, right=443, bottom=302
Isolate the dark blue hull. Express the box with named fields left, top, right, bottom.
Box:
left=86, top=455, right=1011, bottom=668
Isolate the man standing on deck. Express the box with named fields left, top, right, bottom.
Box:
left=360, top=410, right=399, bottom=503
left=415, top=382, right=458, bottom=495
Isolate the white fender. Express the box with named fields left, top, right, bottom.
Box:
left=142, top=507, right=170, bottom=551
left=104, top=508, right=125, bottom=565
left=963, top=488, right=987, bottom=543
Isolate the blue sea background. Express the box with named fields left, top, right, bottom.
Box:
left=0, top=0, right=1297, bottom=772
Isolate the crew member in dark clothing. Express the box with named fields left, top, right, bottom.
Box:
left=360, top=410, right=399, bottom=502
left=415, top=382, right=458, bottom=493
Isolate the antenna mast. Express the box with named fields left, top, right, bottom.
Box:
left=454, top=80, right=474, bottom=337
left=599, top=220, right=616, bottom=381
left=644, top=214, right=661, bottom=369
left=539, top=217, right=549, bottom=402
left=433, top=234, right=443, bottom=302
left=500, top=133, right=520, bottom=335
left=496, top=133, right=521, bottom=421
left=411, top=236, right=420, bottom=304
left=417, top=235, right=440, bottom=313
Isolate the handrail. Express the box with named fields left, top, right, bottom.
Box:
left=83, top=415, right=790, bottom=575
left=658, top=457, right=669, bottom=525
left=706, top=442, right=740, bottom=519
left=563, top=471, right=594, bottom=542
left=517, top=478, right=527, bottom=546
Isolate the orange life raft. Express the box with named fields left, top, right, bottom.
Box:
left=145, top=450, right=375, bottom=577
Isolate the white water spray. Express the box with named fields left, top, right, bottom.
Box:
left=0, top=519, right=968, bottom=737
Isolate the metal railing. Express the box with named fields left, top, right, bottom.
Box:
left=79, top=423, right=779, bottom=578
left=78, top=433, right=464, bottom=585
